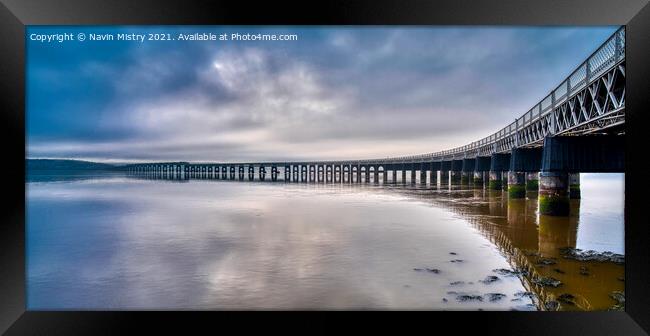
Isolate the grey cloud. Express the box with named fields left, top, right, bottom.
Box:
left=28, top=27, right=616, bottom=162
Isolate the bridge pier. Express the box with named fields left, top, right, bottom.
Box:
left=374, top=167, right=379, bottom=183
left=382, top=168, right=387, bottom=183
left=473, top=172, right=484, bottom=188
left=489, top=171, right=502, bottom=190
left=507, top=171, right=526, bottom=198
left=248, top=166, right=254, bottom=180
left=301, top=165, right=307, bottom=182
left=400, top=169, right=406, bottom=184
left=450, top=160, right=463, bottom=185
left=410, top=169, right=416, bottom=184
left=450, top=171, right=462, bottom=185
left=489, top=153, right=510, bottom=190
left=420, top=169, right=427, bottom=185
left=526, top=172, right=539, bottom=192
left=440, top=170, right=449, bottom=186
left=258, top=166, right=264, bottom=181
left=569, top=173, right=581, bottom=199
left=538, top=135, right=624, bottom=214
left=271, top=166, right=277, bottom=181
left=539, top=172, right=570, bottom=216
left=461, top=159, right=475, bottom=186
left=507, top=147, right=542, bottom=196
left=460, top=172, right=470, bottom=185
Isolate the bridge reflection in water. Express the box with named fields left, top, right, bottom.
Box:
left=407, top=188, right=624, bottom=311
left=126, top=170, right=624, bottom=311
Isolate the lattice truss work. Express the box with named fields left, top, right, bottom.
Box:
left=517, top=62, right=625, bottom=146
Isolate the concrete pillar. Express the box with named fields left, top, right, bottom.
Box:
left=460, top=172, right=470, bottom=185
left=410, top=169, right=416, bottom=184
left=525, top=172, right=539, bottom=192
left=271, top=166, right=277, bottom=181
left=502, top=171, right=508, bottom=190
left=392, top=170, right=396, bottom=183
left=539, top=171, right=570, bottom=216
left=259, top=166, right=266, bottom=181
left=430, top=170, right=437, bottom=185
left=440, top=171, right=449, bottom=186
left=374, top=167, right=379, bottom=183
left=488, top=171, right=502, bottom=190
left=473, top=171, right=484, bottom=187
left=383, top=169, right=388, bottom=183
left=450, top=171, right=461, bottom=185
left=569, top=173, right=581, bottom=199
left=507, top=171, right=526, bottom=199
left=420, top=170, right=427, bottom=185
left=401, top=170, right=406, bottom=184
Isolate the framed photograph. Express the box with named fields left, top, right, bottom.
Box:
left=2, top=0, right=648, bottom=334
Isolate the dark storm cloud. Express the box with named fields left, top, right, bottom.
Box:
left=26, top=26, right=619, bottom=162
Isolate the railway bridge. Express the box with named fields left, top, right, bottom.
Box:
left=124, top=27, right=625, bottom=216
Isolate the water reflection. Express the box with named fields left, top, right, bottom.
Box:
left=382, top=185, right=624, bottom=311
left=26, top=172, right=624, bottom=310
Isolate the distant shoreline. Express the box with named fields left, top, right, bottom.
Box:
left=26, top=159, right=118, bottom=171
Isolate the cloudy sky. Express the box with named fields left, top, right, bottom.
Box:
left=27, top=26, right=619, bottom=163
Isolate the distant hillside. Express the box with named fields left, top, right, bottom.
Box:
left=26, top=159, right=117, bottom=171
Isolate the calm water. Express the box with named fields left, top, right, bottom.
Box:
left=26, top=172, right=624, bottom=310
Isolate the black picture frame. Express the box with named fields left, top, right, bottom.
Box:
left=1, top=0, right=648, bottom=334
